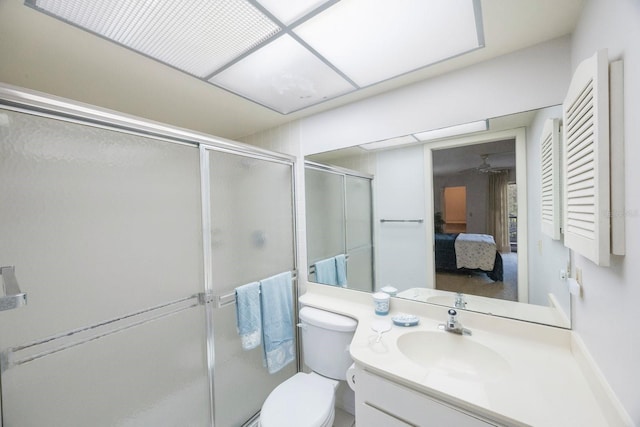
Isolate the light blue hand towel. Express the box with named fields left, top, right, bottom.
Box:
left=335, top=254, right=347, bottom=288
left=235, top=281, right=262, bottom=350
left=259, top=271, right=295, bottom=374
left=314, top=257, right=338, bottom=286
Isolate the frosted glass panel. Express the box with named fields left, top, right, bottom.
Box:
left=345, top=175, right=373, bottom=291
left=211, top=305, right=295, bottom=427
left=305, top=168, right=345, bottom=263
left=208, top=151, right=294, bottom=290
left=206, top=149, right=296, bottom=427
left=0, top=108, right=203, bottom=349
left=1, top=306, right=210, bottom=426
left=346, top=175, right=373, bottom=250
left=345, top=246, right=373, bottom=293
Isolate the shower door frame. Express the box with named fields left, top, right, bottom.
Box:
left=0, top=83, right=300, bottom=427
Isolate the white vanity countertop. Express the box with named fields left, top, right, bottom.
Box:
left=300, top=283, right=626, bottom=426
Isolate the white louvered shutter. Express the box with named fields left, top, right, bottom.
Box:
left=540, top=118, right=561, bottom=240
left=562, top=49, right=610, bottom=266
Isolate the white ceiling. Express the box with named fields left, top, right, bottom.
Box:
left=0, top=0, right=584, bottom=139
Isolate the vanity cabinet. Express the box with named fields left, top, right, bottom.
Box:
left=354, top=366, right=498, bottom=427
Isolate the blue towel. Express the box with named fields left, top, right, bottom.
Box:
left=314, top=257, right=338, bottom=285
left=260, top=271, right=295, bottom=374
left=335, top=254, right=347, bottom=287
left=235, top=282, right=262, bottom=350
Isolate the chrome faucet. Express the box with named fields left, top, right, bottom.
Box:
left=441, top=309, right=472, bottom=335
left=454, top=292, right=467, bottom=309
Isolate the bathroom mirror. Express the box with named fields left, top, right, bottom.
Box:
left=305, top=106, right=572, bottom=328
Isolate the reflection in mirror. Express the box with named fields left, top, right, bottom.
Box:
left=305, top=107, right=571, bottom=328
left=431, top=139, right=516, bottom=301
left=305, top=163, right=374, bottom=293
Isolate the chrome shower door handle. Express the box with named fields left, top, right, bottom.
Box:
left=0, top=266, right=27, bottom=312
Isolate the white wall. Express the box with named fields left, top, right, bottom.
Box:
left=569, top=0, right=640, bottom=422
left=525, top=105, right=571, bottom=317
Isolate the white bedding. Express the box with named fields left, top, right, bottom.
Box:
left=454, top=233, right=497, bottom=271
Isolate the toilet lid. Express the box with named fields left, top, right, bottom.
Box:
left=261, top=373, right=335, bottom=427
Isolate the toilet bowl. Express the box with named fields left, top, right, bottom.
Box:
left=259, top=307, right=357, bottom=427
left=260, top=372, right=337, bottom=427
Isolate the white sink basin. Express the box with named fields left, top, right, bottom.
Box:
left=396, top=331, right=510, bottom=382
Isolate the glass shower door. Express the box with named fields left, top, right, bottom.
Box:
left=202, top=148, right=297, bottom=427
left=0, top=107, right=211, bottom=426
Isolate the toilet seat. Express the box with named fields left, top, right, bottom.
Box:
left=260, top=372, right=336, bottom=427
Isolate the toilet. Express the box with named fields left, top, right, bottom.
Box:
left=259, top=306, right=357, bottom=427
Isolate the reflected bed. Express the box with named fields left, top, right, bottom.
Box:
left=434, top=233, right=503, bottom=281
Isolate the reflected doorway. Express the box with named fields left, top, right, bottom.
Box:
left=443, top=186, right=467, bottom=233
left=432, top=139, right=518, bottom=302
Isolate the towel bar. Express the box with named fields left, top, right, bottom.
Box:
left=380, top=219, right=424, bottom=223
left=204, top=270, right=297, bottom=309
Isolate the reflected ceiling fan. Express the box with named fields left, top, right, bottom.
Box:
left=458, top=153, right=509, bottom=174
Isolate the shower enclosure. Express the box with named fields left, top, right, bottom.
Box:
left=0, top=85, right=297, bottom=426
left=304, top=162, right=374, bottom=292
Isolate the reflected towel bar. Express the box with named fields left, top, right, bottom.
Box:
left=308, top=255, right=349, bottom=275
left=380, top=219, right=424, bottom=223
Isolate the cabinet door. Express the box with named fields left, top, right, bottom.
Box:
left=355, top=367, right=498, bottom=427
left=357, top=403, right=413, bottom=427
left=562, top=49, right=610, bottom=266
left=540, top=118, right=562, bottom=240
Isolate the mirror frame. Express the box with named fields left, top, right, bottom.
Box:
left=423, top=127, right=528, bottom=303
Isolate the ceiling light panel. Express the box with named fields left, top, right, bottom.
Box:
left=210, top=34, right=356, bottom=114
left=414, top=120, right=488, bottom=142
left=294, top=0, right=482, bottom=87
left=360, top=135, right=419, bottom=151
left=28, top=0, right=281, bottom=78
left=256, top=0, right=334, bottom=25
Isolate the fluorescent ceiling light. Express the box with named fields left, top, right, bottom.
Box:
left=210, top=34, right=355, bottom=114
left=414, top=120, right=488, bottom=142
left=294, top=0, right=482, bottom=87
left=27, top=0, right=483, bottom=114
left=257, top=0, right=333, bottom=25
left=360, top=135, right=419, bottom=151
left=27, top=0, right=281, bottom=79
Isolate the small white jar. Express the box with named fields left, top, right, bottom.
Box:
left=372, top=292, right=390, bottom=315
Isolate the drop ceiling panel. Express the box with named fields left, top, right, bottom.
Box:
left=257, top=0, right=333, bottom=25
left=209, top=34, right=356, bottom=114
left=28, top=0, right=281, bottom=78
left=294, top=0, right=482, bottom=87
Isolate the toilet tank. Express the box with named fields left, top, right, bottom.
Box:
left=299, top=307, right=357, bottom=380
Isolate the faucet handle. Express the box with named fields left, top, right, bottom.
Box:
left=454, top=292, right=467, bottom=308
left=447, top=308, right=458, bottom=329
